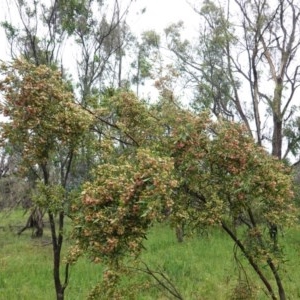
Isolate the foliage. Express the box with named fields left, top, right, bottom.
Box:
left=208, top=122, right=295, bottom=228
left=166, top=0, right=300, bottom=160
left=70, top=92, right=297, bottom=299
left=32, top=182, right=66, bottom=215
left=0, top=59, right=91, bottom=170
left=72, top=149, right=176, bottom=264
left=170, top=114, right=296, bottom=240
left=0, top=59, right=93, bottom=300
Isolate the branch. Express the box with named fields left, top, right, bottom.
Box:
left=129, top=262, right=184, bottom=300
left=82, top=105, right=140, bottom=147
left=221, top=220, right=277, bottom=300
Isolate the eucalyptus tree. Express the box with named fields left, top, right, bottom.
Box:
left=0, top=60, right=92, bottom=300
left=61, top=0, right=135, bottom=107
left=166, top=0, right=300, bottom=161
left=1, top=0, right=138, bottom=203
left=58, top=0, right=136, bottom=179
left=130, top=30, right=161, bottom=97
left=1, top=0, right=68, bottom=66
left=0, top=2, right=137, bottom=296
left=1, top=1, right=78, bottom=240
left=69, top=91, right=296, bottom=300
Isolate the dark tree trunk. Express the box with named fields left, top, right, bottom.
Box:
left=272, top=115, right=282, bottom=159
left=221, top=221, right=277, bottom=300
left=49, top=211, right=68, bottom=300
left=175, top=224, right=184, bottom=243
left=18, top=207, right=44, bottom=237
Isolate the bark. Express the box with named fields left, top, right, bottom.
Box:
left=272, top=80, right=283, bottom=159
left=49, top=211, right=67, bottom=300
left=267, top=258, right=286, bottom=300
left=221, top=221, right=277, bottom=300
left=175, top=224, right=184, bottom=243
left=17, top=207, right=44, bottom=237
left=44, top=161, right=68, bottom=300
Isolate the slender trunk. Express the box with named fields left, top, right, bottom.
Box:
left=118, top=54, right=122, bottom=88
left=116, top=3, right=122, bottom=89
left=225, top=42, right=252, bottom=137
left=49, top=211, right=66, bottom=300
left=270, top=81, right=284, bottom=299
left=248, top=208, right=285, bottom=299
left=221, top=221, right=277, bottom=300
left=251, top=49, right=262, bottom=146
left=41, top=164, right=65, bottom=299
left=136, top=50, right=141, bottom=97
left=272, top=113, right=282, bottom=159
left=267, top=259, right=286, bottom=300
left=42, top=155, right=71, bottom=300
left=272, top=79, right=283, bottom=159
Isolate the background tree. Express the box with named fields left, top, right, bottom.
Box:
left=130, top=30, right=161, bottom=97
left=166, top=0, right=300, bottom=161
left=0, top=149, right=33, bottom=210
left=1, top=0, right=68, bottom=66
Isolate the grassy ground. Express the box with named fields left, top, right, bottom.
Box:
left=0, top=210, right=102, bottom=300
left=0, top=209, right=300, bottom=299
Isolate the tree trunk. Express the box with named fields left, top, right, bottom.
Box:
left=272, top=80, right=283, bottom=159
left=272, top=114, right=282, bottom=159
left=221, top=221, right=277, bottom=300
left=175, top=223, right=184, bottom=243
left=18, top=207, right=44, bottom=238
left=267, top=259, right=286, bottom=300
left=49, top=211, right=66, bottom=300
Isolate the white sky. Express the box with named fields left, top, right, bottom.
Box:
left=128, top=0, right=198, bottom=36
left=0, top=0, right=199, bottom=61
left=0, top=0, right=199, bottom=106
left=0, top=0, right=199, bottom=99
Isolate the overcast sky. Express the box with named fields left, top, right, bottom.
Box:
left=0, top=0, right=199, bottom=61
left=0, top=0, right=199, bottom=102
left=128, top=0, right=198, bottom=36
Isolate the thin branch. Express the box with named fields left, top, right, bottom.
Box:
left=129, top=262, right=184, bottom=300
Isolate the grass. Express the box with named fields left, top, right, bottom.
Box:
left=138, top=226, right=235, bottom=299
left=1, top=209, right=300, bottom=299
left=0, top=210, right=102, bottom=300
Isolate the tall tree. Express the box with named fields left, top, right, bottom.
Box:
left=1, top=0, right=68, bottom=66
left=234, top=0, right=300, bottom=159
left=1, top=0, right=138, bottom=211
left=130, top=30, right=161, bottom=97
left=0, top=60, right=92, bottom=300
left=1, top=0, right=135, bottom=102
left=166, top=0, right=300, bottom=160
left=67, top=0, right=134, bottom=106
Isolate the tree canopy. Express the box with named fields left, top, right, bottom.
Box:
left=1, top=1, right=300, bottom=299
left=70, top=93, right=296, bottom=300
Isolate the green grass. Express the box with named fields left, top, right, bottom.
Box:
left=138, top=226, right=235, bottom=299
left=1, top=210, right=300, bottom=299
left=0, top=210, right=102, bottom=300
